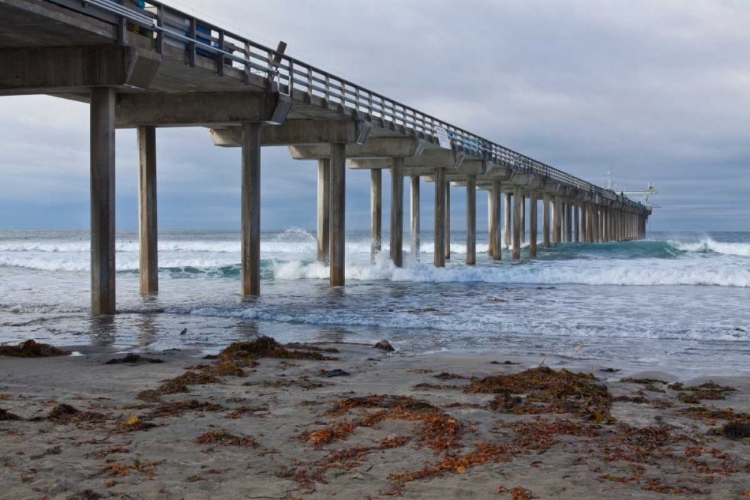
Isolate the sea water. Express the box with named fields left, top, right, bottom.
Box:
left=1, top=229, right=749, bottom=377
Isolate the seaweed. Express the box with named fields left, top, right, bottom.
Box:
left=465, top=366, right=613, bottom=420
left=217, top=336, right=337, bottom=363
left=137, top=371, right=221, bottom=402
left=670, top=381, right=737, bottom=402
left=150, top=399, right=224, bottom=418
left=39, top=403, right=106, bottom=424
left=0, top=408, right=22, bottom=421
left=195, top=430, right=257, bottom=447
left=0, top=339, right=70, bottom=357
left=105, top=353, right=163, bottom=365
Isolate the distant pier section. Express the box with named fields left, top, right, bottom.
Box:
left=0, top=0, right=651, bottom=314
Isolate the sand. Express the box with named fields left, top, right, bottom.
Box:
left=1, top=341, right=749, bottom=500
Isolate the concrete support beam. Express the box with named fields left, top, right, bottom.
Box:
left=520, top=195, right=526, bottom=244
left=410, top=176, right=420, bottom=261
left=137, top=126, right=158, bottom=294
left=317, top=159, right=330, bottom=264
left=529, top=193, right=538, bottom=258
left=119, top=92, right=291, bottom=128
left=444, top=182, right=451, bottom=260
left=434, top=168, right=446, bottom=268
left=90, top=87, right=116, bottom=315
left=512, top=186, right=522, bottom=259
left=554, top=196, right=563, bottom=243
left=593, top=206, right=600, bottom=243
left=504, top=193, right=512, bottom=248
left=466, top=175, right=476, bottom=266
left=370, top=170, right=382, bottom=264
left=211, top=119, right=370, bottom=147
left=489, top=181, right=502, bottom=260
left=290, top=138, right=424, bottom=160
left=241, top=122, right=262, bottom=296
left=330, top=143, right=346, bottom=285
left=350, top=151, right=480, bottom=172
left=574, top=204, right=580, bottom=243
left=0, top=45, right=160, bottom=95
left=390, top=157, right=404, bottom=267
left=542, top=194, right=550, bottom=248
left=565, top=202, right=573, bottom=243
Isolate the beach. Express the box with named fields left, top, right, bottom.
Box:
left=1, top=339, right=749, bottom=499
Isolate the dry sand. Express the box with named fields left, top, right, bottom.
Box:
left=1, top=340, right=749, bottom=500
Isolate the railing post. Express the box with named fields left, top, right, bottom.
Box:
left=188, top=17, right=196, bottom=68
left=155, top=7, right=164, bottom=54
left=217, top=30, right=225, bottom=76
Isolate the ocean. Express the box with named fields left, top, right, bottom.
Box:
left=1, top=229, right=749, bottom=377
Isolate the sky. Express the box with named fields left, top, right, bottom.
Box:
left=1, top=0, right=749, bottom=232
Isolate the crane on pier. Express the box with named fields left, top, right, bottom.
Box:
left=604, top=171, right=659, bottom=208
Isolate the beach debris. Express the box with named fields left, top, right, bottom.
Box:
left=0, top=408, right=22, bottom=421
left=408, top=307, right=439, bottom=313
left=195, top=429, right=257, bottom=447
left=118, top=414, right=157, bottom=432
left=35, top=403, right=106, bottom=424
left=30, top=445, right=61, bottom=460
left=620, top=377, right=668, bottom=385
left=285, top=343, right=340, bottom=354
left=508, top=486, right=535, bottom=499
left=66, top=491, right=103, bottom=500
left=490, top=360, right=519, bottom=365
left=489, top=296, right=508, bottom=303
left=217, top=337, right=337, bottom=365
left=0, top=339, right=70, bottom=357
left=464, top=366, right=613, bottom=420
left=137, top=371, right=221, bottom=402
left=247, top=376, right=329, bottom=390
left=669, top=381, right=737, bottom=403
left=373, top=340, right=395, bottom=352
left=105, top=353, right=164, bottom=365
left=179, top=328, right=188, bottom=335
left=150, top=399, right=224, bottom=418
left=600, top=367, right=621, bottom=373
left=434, top=372, right=468, bottom=380
left=572, top=342, right=584, bottom=351
left=720, top=422, right=750, bottom=439
left=322, top=368, right=350, bottom=378
left=733, top=326, right=746, bottom=332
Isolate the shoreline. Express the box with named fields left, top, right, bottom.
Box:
left=1, top=339, right=749, bottom=499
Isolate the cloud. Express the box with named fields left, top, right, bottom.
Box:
left=1, top=0, right=749, bottom=231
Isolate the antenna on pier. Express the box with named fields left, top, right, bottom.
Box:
left=620, top=182, right=659, bottom=208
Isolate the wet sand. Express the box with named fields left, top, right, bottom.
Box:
left=1, top=341, right=749, bottom=499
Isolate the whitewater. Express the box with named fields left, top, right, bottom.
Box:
left=1, top=229, right=749, bottom=376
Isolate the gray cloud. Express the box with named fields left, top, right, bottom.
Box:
left=1, top=0, right=749, bottom=231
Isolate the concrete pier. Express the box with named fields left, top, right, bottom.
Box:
left=90, top=87, right=116, bottom=315
left=330, top=143, right=346, bottom=286
left=410, top=176, right=420, bottom=261
left=444, top=182, right=451, bottom=260
left=520, top=195, right=526, bottom=244
left=137, top=125, right=158, bottom=294
left=554, top=196, right=563, bottom=244
left=574, top=204, right=580, bottom=243
left=565, top=202, right=573, bottom=243
left=466, top=176, right=476, bottom=265
left=317, top=159, right=330, bottom=264
left=370, top=169, right=382, bottom=264
left=512, top=186, right=522, bottom=260
left=488, top=182, right=501, bottom=260
left=434, top=167, right=446, bottom=268
left=241, top=122, right=261, bottom=296
left=504, top=193, right=512, bottom=248
left=529, top=193, right=538, bottom=258
left=390, top=157, right=404, bottom=267
left=543, top=194, right=551, bottom=248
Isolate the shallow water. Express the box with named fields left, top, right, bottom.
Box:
left=1, top=229, right=749, bottom=377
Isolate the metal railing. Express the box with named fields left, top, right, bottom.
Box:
left=69, top=0, right=647, bottom=213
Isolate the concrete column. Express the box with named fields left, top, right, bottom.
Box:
left=330, top=143, right=346, bottom=286
left=241, top=122, right=261, bottom=296
left=444, top=182, right=451, bottom=260
left=593, top=206, right=600, bottom=243
left=390, top=158, right=404, bottom=267
left=504, top=193, right=512, bottom=248
left=560, top=202, right=566, bottom=242
left=316, top=159, right=330, bottom=264
left=529, top=193, right=538, bottom=258
left=466, top=175, right=476, bottom=266
left=488, top=191, right=494, bottom=256
left=520, top=195, right=526, bottom=244
left=90, top=87, right=116, bottom=315
left=488, top=185, right=499, bottom=260
left=434, top=168, right=446, bottom=268
left=554, top=196, right=563, bottom=243
left=573, top=203, right=580, bottom=243
left=542, top=194, right=550, bottom=248
left=370, top=169, right=382, bottom=264
left=410, top=176, right=420, bottom=261
left=512, top=186, right=522, bottom=260
left=137, top=125, right=157, bottom=294
left=565, top=202, right=573, bottom=243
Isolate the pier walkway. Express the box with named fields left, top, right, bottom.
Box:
left=0, top=0, right=651, bottom=314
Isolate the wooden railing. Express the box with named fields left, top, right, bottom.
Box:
left=68, top=0, right=647, bottom=213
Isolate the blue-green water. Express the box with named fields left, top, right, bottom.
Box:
left=1, top=229, right=749, bottom=377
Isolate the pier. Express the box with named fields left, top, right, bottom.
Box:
left=0, top=0, right=651, bottom=315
